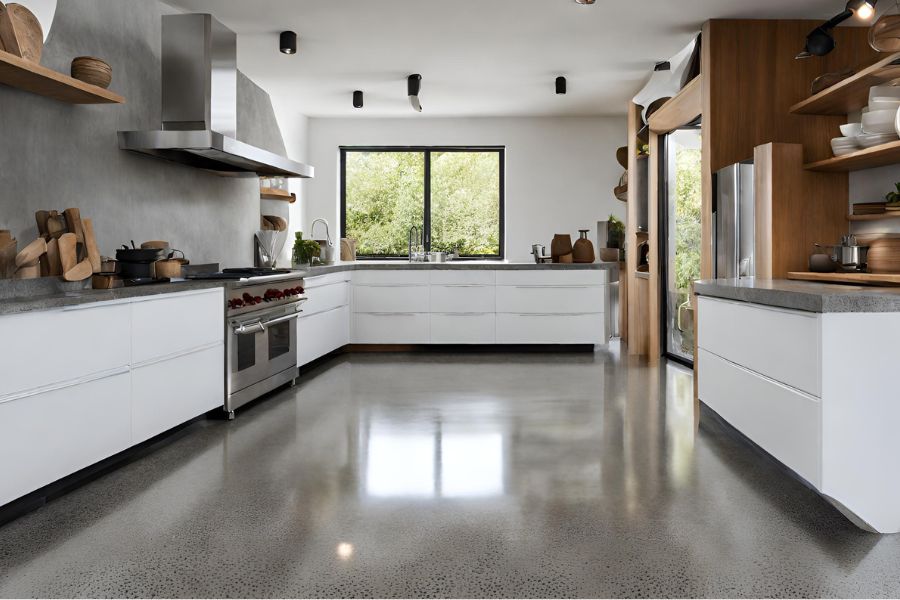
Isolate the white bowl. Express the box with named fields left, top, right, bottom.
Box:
left=857, top=132, right=899, bottom=148
left=840, top=122, right=862, bottom=137
left=831, top=137, right=859, bottom=156
left=869, top=98, right=900, bottom=111
left=862, top=108, right=899, bottom=134
left=870, top=85, right=900, bottom=103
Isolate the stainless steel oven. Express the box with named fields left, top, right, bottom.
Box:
left=224, top=276, right=306, bottom=418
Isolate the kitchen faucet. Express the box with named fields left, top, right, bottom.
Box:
left=408, top=225, right=422, bottom=262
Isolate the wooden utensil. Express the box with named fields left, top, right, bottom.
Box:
left=867, top=238, right=900, bottom=273
left=0, top=2, right=43, bottom=63
left=0, top=230, right=11, bottom=246
left=35, top=210, right=50, bottom=238
left=58, top=233, right=77, bottom=274
left=63, top=208, right=85, bottom=258
left=92, top=274, right=123, bottom=289
left=64, top=258, right=92, bottom=282
left=14, top=237, right=46, bottom=268
left=0, top=237, right=16, bottom=279
left=46, top=211, right=67, bottom=238
left=82, top=218, right=101, bottom=273
left=14, top=263, right=40, bottom=279
left=45, top=237, right=61, bottom=276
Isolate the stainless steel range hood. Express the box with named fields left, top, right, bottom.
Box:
left=118, top=14, right=314, bottom=178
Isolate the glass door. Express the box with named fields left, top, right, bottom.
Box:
left=661, top=128, right=702, bottom=365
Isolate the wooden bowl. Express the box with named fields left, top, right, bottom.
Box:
left=70, top=56, right=112, bottom=89
left=867, top=238, right=900, bottom=273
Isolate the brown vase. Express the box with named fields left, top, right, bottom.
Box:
left=573, top=230, right=595, bottom=263
left=550, top=234, right=573, bottom=263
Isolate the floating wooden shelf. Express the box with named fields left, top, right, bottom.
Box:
left=788, top=271, right=900, bottom=286
left=804, top=140, right=900, bottom=172
left=848, top=211, right=900, bottom=221
left=260, top=187, right=296, bottom=203
left=0, top=50, right=125, bottom=104
left=649, top=76, right=702, bottom=133
left=790, top=52, right=900, bottom=116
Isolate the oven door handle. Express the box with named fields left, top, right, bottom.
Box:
left=261, top=310, right=304, bottom=328
left=233, top=320, right=266, bottom=335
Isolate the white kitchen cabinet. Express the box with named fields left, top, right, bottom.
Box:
left=0, top=372, right=132, bottom=506
left=352, top=270, right=430, bottom=286
left=132, top=289, right=224, bottom=365
left=495, top=270, right=608, bottom=286
left=429, top=270, right=496, bottom=286
left=431, top=313, right=495, bottom=344
left=496, top=313, right=606, bottom=344
left=430, top=284, right=495, bottom=314
left=132, top=344, right=224, bottom=444
left=353, top=284, right=429, bottom=314
left=352, top=313, right=429, bottom=344
left=298, top=306, right=350, bottom=366
left=301, top=281, right=350, bottom=317
left=495, top=285, right=605, bottom=314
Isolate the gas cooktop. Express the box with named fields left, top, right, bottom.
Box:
left=187, top=267, right=293, bottom=281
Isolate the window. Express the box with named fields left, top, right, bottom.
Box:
left=341, top=147, right=505, bottom=259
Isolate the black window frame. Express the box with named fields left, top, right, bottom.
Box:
left=340, top=146, right=506, bottom=260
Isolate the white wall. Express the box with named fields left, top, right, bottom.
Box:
left=305, top=117, right=626, bottom=262
left=271, top=101, right=310, bottom=265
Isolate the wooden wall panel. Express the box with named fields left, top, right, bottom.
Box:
left=626, top=103, right=647, bottom=356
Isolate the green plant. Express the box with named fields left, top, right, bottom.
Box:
left=886, top=182, right=900, bottom=204
left=607, top=214, right=625, bottom=249
left=292, top=232, right=321, bottom=265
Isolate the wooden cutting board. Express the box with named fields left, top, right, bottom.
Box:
left=45, top=236, right=61, bottom=276
left=63, top=208, right=85, bottom=259
left=58, top=233, right=77, bottom=274
left=0, top=2, right=42, bottom=63
left=14, top=237, right=45, bottom=268
left=81, top=218, right=101, bottom=273
left=64, top=258, right=92, bottom=282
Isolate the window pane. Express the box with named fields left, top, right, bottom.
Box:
left=345, top=152, right=425, bottom=256
left=430, top=152, right=501, bottom=256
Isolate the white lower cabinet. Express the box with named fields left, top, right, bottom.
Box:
left=496, top=313, right=606, bottom=344
left=0, top=372, right=132, bottom=506
left=298, top=306, right=350, bottom=366
left=132, top=345, right=224, bottom=444
left=352, top=313, right=429, bottom=344
left=431, top=313, right=495, bottom=344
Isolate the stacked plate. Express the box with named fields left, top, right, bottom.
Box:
left=829, top=85, right=900, bottom=157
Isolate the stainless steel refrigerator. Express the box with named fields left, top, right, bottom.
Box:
left=714, top=161, right=755, bottom=279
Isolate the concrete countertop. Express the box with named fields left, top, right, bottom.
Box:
left=295, top=260, right=619, bottom=276
left=694, top=278, right=900, bottom=313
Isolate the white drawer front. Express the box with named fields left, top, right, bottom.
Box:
left=303, top=272, right=350, bottom=288
left=353, top=285, right=429, bottom=313
left=698, top=349, right=821, bottom=487
left=298, top=306, right=350, bottom=366
left=352, top=313, right=429, bottom=344
left=431, top=313, right=496, bottom=344
left=0, top=372, right=132, bottom=506
left=698, top=297, right=821, bottom=397
left=0, top=303, right=131, bottom=399
left=132, top=289, right=224, bottom=365
left=496, top=313, right=606, bottom=344
left=430, top=285, right=495, bottom=314
left=496, top=285, right=605, bottom=314
left=132, top=345, right=224, bottom=444
left=496, top=269, right=608, bottom=286
left=352, top=270, right=430, bottom=286
left=429, top=270, right=496, bottom=285
left=303, top=281, right=349, bottom=317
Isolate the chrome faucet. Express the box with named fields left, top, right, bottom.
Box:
left=408, top=225, right=422, bottom=262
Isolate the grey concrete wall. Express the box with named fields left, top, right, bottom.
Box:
left=0, top=0, right=287, bottom=268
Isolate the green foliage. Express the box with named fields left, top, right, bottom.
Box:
left=292, top=232, right=321, bottom=265
left=344, top=151, right=501, bottom=257
left=885, top=182, right=900, bottom=204
left=674, top=147, right=702, bottom=295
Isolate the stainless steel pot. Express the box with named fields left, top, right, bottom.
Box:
left=815, top=237, right=869, bottom=271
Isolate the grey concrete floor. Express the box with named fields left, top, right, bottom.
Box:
left=0, top=345, right=897, bottom=598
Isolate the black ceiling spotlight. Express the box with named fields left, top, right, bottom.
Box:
left=353, top=90, right=364, bottom=109
left=796, top=0, right=877, bottom=59
left=556, top=76, right=567, bottom=95
left=280, top=31, right=297, bottom=55
left=408, top=74, right=423, bottom=112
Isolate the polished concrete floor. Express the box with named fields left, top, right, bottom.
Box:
left=1, top=345, right=898, bottom=598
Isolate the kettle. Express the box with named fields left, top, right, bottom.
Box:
left=532, top=244, right=546, bottom=264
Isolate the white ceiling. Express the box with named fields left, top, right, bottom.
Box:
left=164, top=0, right=842, bottom=118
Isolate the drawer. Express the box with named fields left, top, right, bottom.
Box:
left=431, top=313, right=495, bottom=344
left=430, top=285, right=495, bottom=313
left=429, top=270, right=496, bottom=285
left=298, top=306, right=350, bottom=366
left=352, top=313, right=429, bottom=344
left=496, top=269, right=608, bottom=286
left=132, top=289, right=224, bottom=365
left=132, top=345, right=224, bottom=444
left=496, top=313, right=606, bottom=344
left=0, top=303, right=130, bottom=399
left=302, top=281, right=349, bottom=317
left=496, top=285, right=605, bottom=314
left=698, top=297, right=820, bottom=397
left=352, top=270, right=430, bottom=286
left=698, top=349, right=821, bottom=487
left=353, top=284, right=429, bottom=313
left=0, top=372, right=132, bottom=506
left=303, top=272, right=350, bottom=289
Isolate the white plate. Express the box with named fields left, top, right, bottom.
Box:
left=870, top=85, right=900, bottom=103
left=862, top=108, right=899, bottom=134
left=869, top=99, right=900, bottom=111
left=857, top=132, right=899, bottom=148
left=840, top=122, right=862, bottom=137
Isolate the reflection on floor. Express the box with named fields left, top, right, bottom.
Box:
left=0, top=343, right=897, bottom=598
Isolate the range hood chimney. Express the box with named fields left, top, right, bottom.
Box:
left=118, top=14, right=314, bottom=178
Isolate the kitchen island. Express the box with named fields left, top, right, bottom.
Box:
left=695, top=278, right=900, bottom=533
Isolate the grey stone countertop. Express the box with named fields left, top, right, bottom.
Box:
left=0, top=279, right=227, bottom=317
left=295, top=260, right=619, bottom=276
left=694, top=278, right=900, bottom=313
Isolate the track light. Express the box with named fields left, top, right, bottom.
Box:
left=353, top=90, right=364, bottom=109
left=280, top=31, right=297, bottom=55
left=848, top=0, right=877, bottom=19
left=574, top=0, right=596, bottom=4
left=556, top=76, right=567, bottom=95
left=408, top=74, right=422, bottom=112
left=796, top=0, right=877, bottom=58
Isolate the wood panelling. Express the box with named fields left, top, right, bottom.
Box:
left=754, top=143, right=848, bottom=278
left=632, top=275, right=650, bottom=357
left=649, top=77, right=702, bottom=134
left=790, top=52, right=900, bottom=116
left=626, top=103, right=647, bottom=356
left=647, top=131, right=660, bottom=365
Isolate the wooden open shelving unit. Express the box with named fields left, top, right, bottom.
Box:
left=848, top=211, right=900, bottom=221
left=789, top=52, right=900, bottom=116
left=0, top=50, right=124, bottom=104
left=260, top=187, right=296, bottom=203
left=804, top=140, right=900, bottom=172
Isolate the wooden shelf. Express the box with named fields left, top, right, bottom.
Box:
left=0, top=50, right=125, bottom=104
left=260, top=187, right=296, bottom=203
left=788, top=271, right=900, bottom=286
left=649, top=76, right=702, bottom=134
left=848, top=211, right=900, bottom=221
left=790, top=53, right=900, bottom=116
left=805, top=140, right=900, bottom=172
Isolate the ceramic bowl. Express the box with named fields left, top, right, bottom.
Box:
left=862, top=108, right=899, bottom=134
left=70, top=56, right=112, bottom=89
left=840, top=122, right=862, bottom=137
left=870, top=85, right=900, bottom=103
left=869, top=97, right=900, bottom=111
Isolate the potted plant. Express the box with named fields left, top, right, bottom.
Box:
left=292, top=232, right=321, bottom=267
left=886, top=182, right=900, bottom=208
left=607, top=215, right=625, bottom=249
